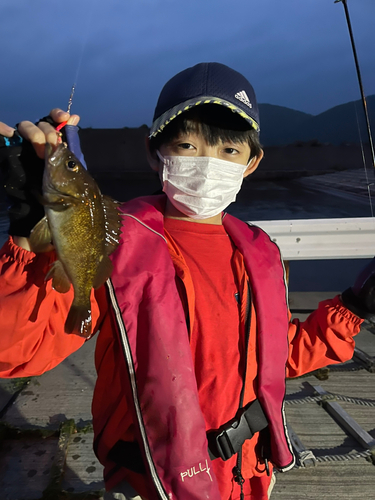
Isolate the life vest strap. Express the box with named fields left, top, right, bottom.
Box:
left=207, top=399, right=268, bottom=461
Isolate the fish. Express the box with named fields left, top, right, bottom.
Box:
left=30, top=142, right=122, bottom=338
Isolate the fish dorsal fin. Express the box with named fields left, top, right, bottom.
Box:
left=45, top=260, right=71, bottom=293
left=30, top=216, right=53, bottom=253
left=101, top=195, right=122, bottom=255
left=93, top=254, right=114, bottom=289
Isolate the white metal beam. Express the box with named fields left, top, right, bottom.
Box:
left=249, top=217, right=375, bottom=260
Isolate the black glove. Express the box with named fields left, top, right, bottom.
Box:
left=0, top=118, right=85, bottom=238
left=0, top=131, right=45, bottom=237
left=341, top=258, right=375, bottom=321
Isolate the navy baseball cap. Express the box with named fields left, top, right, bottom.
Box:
left=149, top=62, right=260, bottom=138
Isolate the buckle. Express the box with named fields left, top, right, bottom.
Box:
left=215, top=428, right=236, bottom=461
left=208, top=400, right=268, bottom=461
left=215, top=412, right=255, bottom=461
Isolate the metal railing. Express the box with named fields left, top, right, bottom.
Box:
left=251, top=217, right=375, bottom=260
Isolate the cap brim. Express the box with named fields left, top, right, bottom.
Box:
left=149, top=96, right=260, bottom=138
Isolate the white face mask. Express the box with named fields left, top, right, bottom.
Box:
left=157, top=151, right=250, bottom=219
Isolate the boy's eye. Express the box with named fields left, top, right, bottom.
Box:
left=223, top=147, right=239, bottom=155
left=178, top=143, right=194, bottom=150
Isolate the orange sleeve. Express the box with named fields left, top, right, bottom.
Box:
left=286, top=295, right=363, bottom=378
left=0, top=237, right=106, bottom=378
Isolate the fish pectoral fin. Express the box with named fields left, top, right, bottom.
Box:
left=93, top=255, right=114, bottom=289
left=102, top=195, right=122, bottom=255
left=29, top=216, right=53, bottom=252
left=46, top=260, right=71, bottom=293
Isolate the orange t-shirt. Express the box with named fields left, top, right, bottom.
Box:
left=164, top=218, right=272, bottom=499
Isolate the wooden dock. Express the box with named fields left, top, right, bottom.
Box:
left=273, top=292, right=375, bottom=499
left=0, top=292, right=374, bottom=499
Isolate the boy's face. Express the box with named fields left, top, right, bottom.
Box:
left=146, top=110, right=263, bottom=224
left=147, top=106, right=263, bottom=178
left=159, top=131, right=252, bottom=170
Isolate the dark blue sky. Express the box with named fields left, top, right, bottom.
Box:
left=1, top=0, right=374, bottom=129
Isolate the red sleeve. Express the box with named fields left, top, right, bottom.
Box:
left=286, top=295, right=363, bottom=378
left=0, top=237, right=106, bottom=378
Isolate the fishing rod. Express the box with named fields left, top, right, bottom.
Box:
left=334, top=0, right=375, bottom=172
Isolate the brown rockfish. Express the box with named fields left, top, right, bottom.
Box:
left=30, top=143, right=122, bottom=338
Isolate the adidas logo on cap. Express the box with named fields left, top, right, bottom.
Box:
left=234, top=90, right=252, bottom=109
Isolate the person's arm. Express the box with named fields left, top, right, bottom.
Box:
left=0, top=236, right=106, bottom=378
left=286, top=258, right=375, bottom=378
left=0, top=110, right=105, bottom=378
left=13, top=236, right=31, bottom=250
left=286, top=295, right=363, bottom=378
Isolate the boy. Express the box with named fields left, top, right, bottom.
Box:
left=0, top=62, right=372, bottom=500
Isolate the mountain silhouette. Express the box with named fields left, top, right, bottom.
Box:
left=259, top=95, right=375, bottom=146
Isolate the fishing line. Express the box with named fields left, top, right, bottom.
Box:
left=335, top=0, right=375, bottom=219
left=354, top=102, right=374, bottom=217
left=65, top=0, right=99, bottom=114
left=335, top=0, right=375, bottom=172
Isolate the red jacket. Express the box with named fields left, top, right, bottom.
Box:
left=0, top=195, right=363, bottom=499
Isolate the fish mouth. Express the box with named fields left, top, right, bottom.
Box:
left=45, top=142, right=67, bottom=162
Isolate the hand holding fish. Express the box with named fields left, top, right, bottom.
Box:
left=0, top=109, right=81, bottom=249
left=1, top=110, right=122, bottom=338
left=18, top=109, right=80, bottom=158
left=29, top=142, right=122, bottom=338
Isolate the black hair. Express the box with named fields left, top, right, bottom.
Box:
left=149, top=104, right=262, bottom=160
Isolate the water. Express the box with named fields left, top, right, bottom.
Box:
left=227, top=178, right=372, bottom=221
left=0, top=177, right=372, bottom=292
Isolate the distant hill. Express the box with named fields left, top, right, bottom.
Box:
left=259, top=95, right=375, bottom=146
left=257, top=104, right=312, bottom=146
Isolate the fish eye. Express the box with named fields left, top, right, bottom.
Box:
left=66, top=160, right=79, bottom=172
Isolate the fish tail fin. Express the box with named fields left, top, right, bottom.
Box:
left=65, top=303, right=92, bottom=339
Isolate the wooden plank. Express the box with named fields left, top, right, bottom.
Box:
left=273, top=459, right=375, bottom=499
left=310, top=384, right=375, bottom=450
left=276, top=366, right=375, bottom=499
left=353, top=347, right=375, bottom=372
